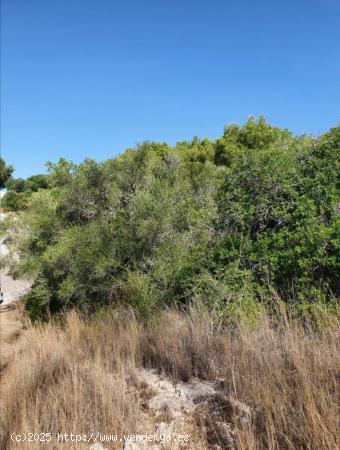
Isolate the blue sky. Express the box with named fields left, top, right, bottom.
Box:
left=1, top=0, right=339, bottom=178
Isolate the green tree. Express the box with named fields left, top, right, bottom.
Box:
left=0, top=157, right=13, bottom=189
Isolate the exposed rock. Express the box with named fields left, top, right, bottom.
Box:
left=123, top=439, right=162, bottom=450
left=139, top=369, right=216, bottom=416
left=90, top=443, right=108, bottom=450
left=136, top=368, right=253, bottom=450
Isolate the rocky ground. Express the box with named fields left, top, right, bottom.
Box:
left=88, top=367, right=252, bottom=450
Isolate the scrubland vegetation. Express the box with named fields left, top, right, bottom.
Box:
left=2, top=118, right=339, bottom=321
left=1, top=118, right=339, bottom=449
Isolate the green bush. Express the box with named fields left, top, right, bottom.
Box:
left=4, top=119, right=339, bottom=321
left=2, top=173, right=50, bottom=211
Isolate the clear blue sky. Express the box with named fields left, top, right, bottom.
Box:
left=1, top=0, right=339, bottom=178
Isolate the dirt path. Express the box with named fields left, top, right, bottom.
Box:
left=1, top=239, right=30, bottom=306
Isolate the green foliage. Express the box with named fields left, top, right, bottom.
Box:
left=24, top=281, right=51, bottom=321
left=46, top=158, right=76, bottom=187
left=215, top=125, right=339, bottom=301
left=6, top=178, right=27, bottom=193
left=0, top=157, right=13, bottom=189
left=1, top=190, right=31, bottom=211
left=2, top=173, right=50, bottom=211
left=6, top=175, right=49, bottom=193
left=5, top=119, right=340, bottom=321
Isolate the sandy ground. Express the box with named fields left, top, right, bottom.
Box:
left=0, top=258, right=30, bottom=305
left=0, top=208, right=28, bottom=370
left=0, top=210, right=30, bottom=305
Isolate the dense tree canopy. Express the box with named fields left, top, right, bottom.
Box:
left=3, top=119, right=339, bottom=321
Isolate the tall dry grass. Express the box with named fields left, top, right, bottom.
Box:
left=0, top=307, right=339, bottom=449
left=143, top=309, right=339, bottom=449
left=0, top=311, right=148, bottom=450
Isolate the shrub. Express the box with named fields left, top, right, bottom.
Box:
left=3, top=119, right=339, bottom=320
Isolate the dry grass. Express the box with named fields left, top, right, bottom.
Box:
left=0, top=307, right=339, bottom=449
left=0, top=311, right=149, bottom=450
left=0, top=303, right=24, bottom=372
left=142, top=309, right=339, bottom=449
